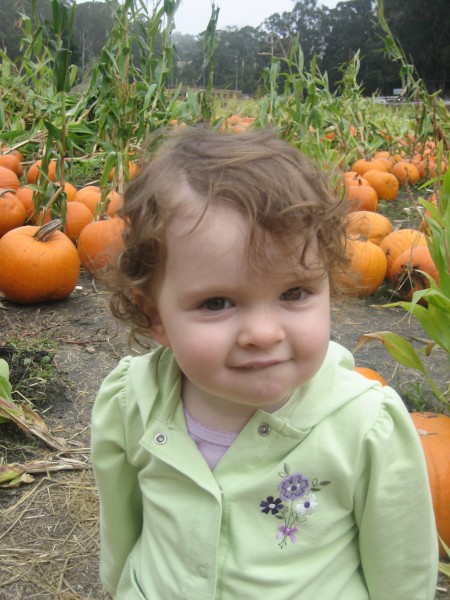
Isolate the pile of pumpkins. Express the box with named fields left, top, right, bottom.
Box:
left=339, top=145, right=447, bottom=298
left=0, top=149, right=138, bottom=304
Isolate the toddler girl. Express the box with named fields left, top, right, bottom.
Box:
left=91, top=127, right=438, bottom=599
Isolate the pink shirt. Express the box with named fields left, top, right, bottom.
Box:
left=184, top=407, right=238, bottom=470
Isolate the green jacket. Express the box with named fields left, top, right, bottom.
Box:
left=91, top=341, right=438, bottom=599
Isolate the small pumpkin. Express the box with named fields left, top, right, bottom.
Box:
left=0, top=219, right=80, bottom=303
left=1, top=147, right=24, bottom=162
left=106, top=190, right=124, bottom=217
left=353, top=366, right=388, bottom=386
left=55, top=181, right=78, bottom=201
left=0, top=166, right=20, bottom=191
left=0, top=154, right=23, bottom=176
left=362, top=169, right=399, bottom=201
left=72, top=185, right=102, bottom=214
left=64, top=201, right=94, bottom=243
left=343, top=171, right=369, bottom=185
left=107, top=161, right=140, bottom=182
left=410, top=412, right=450, bottom=557
left=345, top=184, right=378, bottom=212
left=351, top=159, right=389, bottom=176
left=77, top=217, right=125, bottom=276
left=15, top=186, right=36, bottom=222
left=26, top=159, right=58, bottom=184
left=337, top=238, right=387, bottom=296
left=346, top=211, right=393, bottom=245
left=379, top=229, right=428, bottom=276
left=391, top=161, right=421, bottom=185
left=389, top=245, right=439, bottom=301
left=0, top=189, right=27, bottom=236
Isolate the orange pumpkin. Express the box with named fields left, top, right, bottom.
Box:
left=26, top=159, right=58, bottom=184
left=389, top=245, right=439, bottom=300
left=353, top=366, right=388, bottom=386
left=362, top=169, right=399, bottom=201
left=106, top=190, right=124, bottom=217
left=338, top=238, right=387, bottom=296
left=0, top=219, right=80, bottom=303
left=0, top=190, right=27, bottom=236
left=391, top=161, right=421, bottom=185
left=73, top=185, right=102, bottom=214
left=410, top=412, right=450, bottom=557
left=64, top=201, right=94, bottom=243
left=351, top=159, right=389, bottom=176
left=0, top=154, right=23, bottom=176
left=1, top=147, right=24, bottom=162
left=15, top=186, right=37, bottom=222
left=107, top=161, right=140, bottom=182
left=77, top=217, right=125, bottom=275
left=379, top=229, right=428, bottom=276
left=345, top=184, right=378, bottom=212
left=417, top=158, right=448, bottom=180
left=346, top=211, right=393, bottom=245
left=55, top=181, right=78, bottom=201
left=0, top=165, right=20, bottom=190
left=343, top=173, right=369, bottom=188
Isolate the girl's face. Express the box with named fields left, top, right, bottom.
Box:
left=144, top=203, right=331, bottom=425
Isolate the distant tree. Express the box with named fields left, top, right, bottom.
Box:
left=210, top=26, right=263, bottom=93
left=383, top=0, right=450, bottom=94
left=72, top=1, right=113, bottom=71
left=320, top=0, right=396, bottom=95
left=0, top=0, right=52, bottom=61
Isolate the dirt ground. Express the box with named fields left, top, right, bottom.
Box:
left=0, top=269, right=449, bottom=599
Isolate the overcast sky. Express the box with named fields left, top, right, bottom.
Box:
left=172, top=0, right=342, bottom=35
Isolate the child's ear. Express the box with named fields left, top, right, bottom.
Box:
left=148, top=311, right=170, bottom=347
left=134, top=294, right=170, bottom=347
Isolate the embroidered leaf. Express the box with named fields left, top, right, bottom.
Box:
left=310, top=487, right=321, bottom=492
left=278, top=471, right=286, bottom=477
left=319, top=481, right=331, bottom=486
left=284, top=463, right=290, bottom=475
left=275, top=514, right=285, bottom=520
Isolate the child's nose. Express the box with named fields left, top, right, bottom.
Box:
left=237, top=310, right=285, bottom=348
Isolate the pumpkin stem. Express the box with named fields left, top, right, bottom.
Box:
left=0, top=188, right=17, bottom=197
left=416, top=428, right=437, bottom=437
left=34, top=218, right=64, bottom=241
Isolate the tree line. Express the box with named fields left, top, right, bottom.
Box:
left=1, top=0, right=449, bottom=97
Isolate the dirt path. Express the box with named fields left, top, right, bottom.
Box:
left=0, top=270, right=448, bottom=599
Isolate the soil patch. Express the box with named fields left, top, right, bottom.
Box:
left=0, top=270, right=448, bottom=599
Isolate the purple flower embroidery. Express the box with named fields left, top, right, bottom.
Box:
left=278, top=525, right=298, bottom=543
left=278, top=472, right=310, bottom=501
left=260, top=496, right=284, bottom=515
left=259, top=464, right=331, bottom=549
left=295, top=494, right=318, bottom=517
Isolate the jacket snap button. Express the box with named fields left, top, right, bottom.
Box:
left=154, top=433, right=167, bottom=444
left=258, top=423, right=271, bottom=436
left=198, top=566, right=208, bottom=579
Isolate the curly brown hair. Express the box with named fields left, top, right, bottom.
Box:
left=108, top=126, right=349, bottom=346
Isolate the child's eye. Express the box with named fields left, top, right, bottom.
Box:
left=201, top=297, right=232, bottom=311
left=280, top=287, right=309, bottom=302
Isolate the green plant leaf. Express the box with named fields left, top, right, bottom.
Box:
left=0, top=359, right=12, bottom=424
left=355, top=331, right=428, bottom=374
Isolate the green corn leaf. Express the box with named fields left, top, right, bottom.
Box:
left=355, top=331, right=448, bottom=405
left=355, top=331, right=427, bottom=374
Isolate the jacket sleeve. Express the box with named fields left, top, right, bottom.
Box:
left=91, top=357, right=143, bottom=595
left=354, top=386, right=438, bottom=600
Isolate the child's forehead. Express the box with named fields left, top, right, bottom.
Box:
left=165, top=200, right=323, bottom=273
